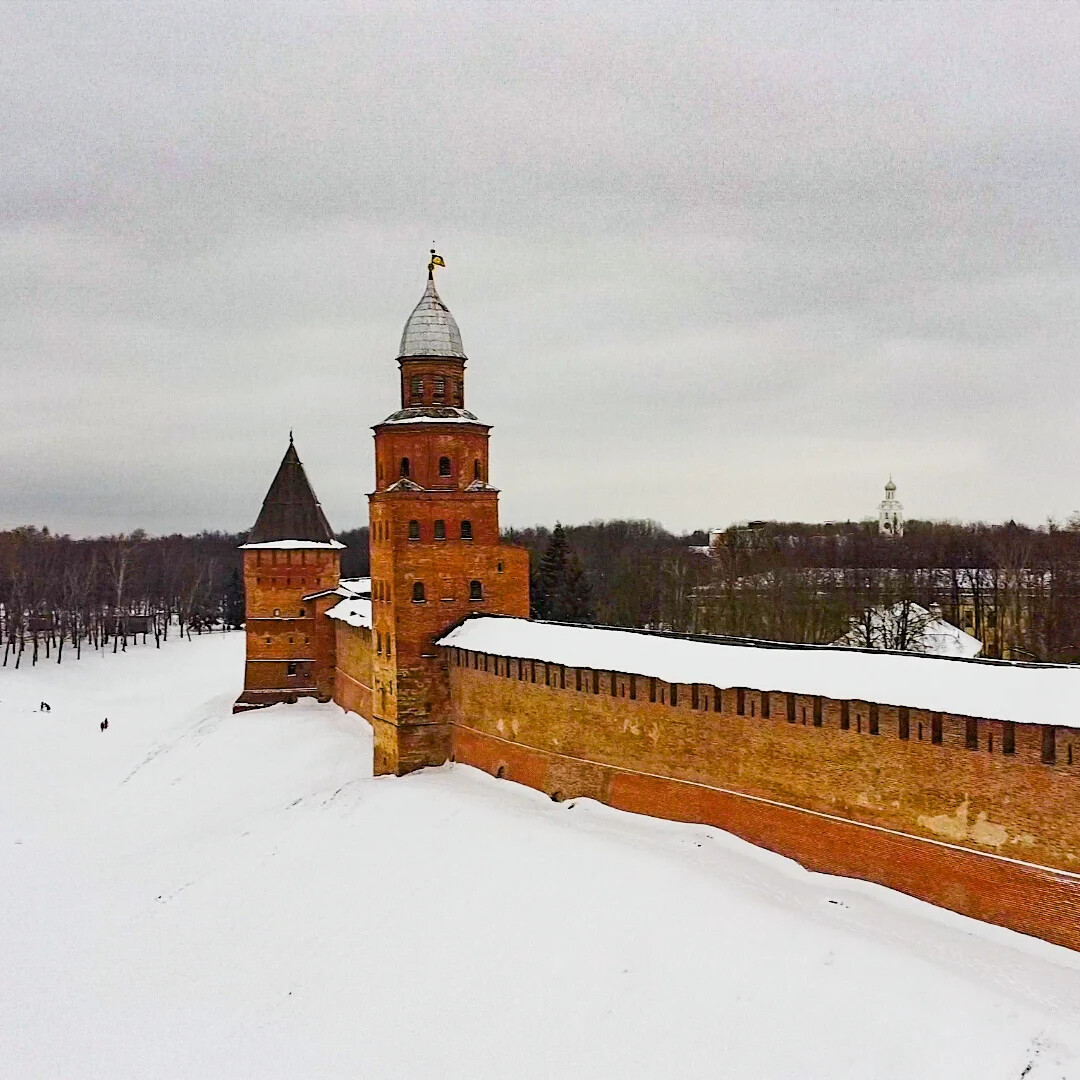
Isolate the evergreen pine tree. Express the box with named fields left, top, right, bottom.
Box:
left=224, top=567, right=245, bottom=629
left=555, top=551, right=593, bottom=623
left=532, top=524, right=592, bottom=623
left=532, top=524, right=567, bottom=619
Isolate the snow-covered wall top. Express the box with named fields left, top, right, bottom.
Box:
left=326, top=598, right=372, bottom=629
left=438, top=616, right=1080, bottom=731
left=240, top=539, right=345, bottom=550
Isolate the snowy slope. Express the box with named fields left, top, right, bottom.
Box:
left=2, top=635, right=1080, bottom=1079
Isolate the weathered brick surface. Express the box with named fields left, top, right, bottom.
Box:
left=235, top=548, right=340, bottom=711
left=356, top=347, right=531, bottom=773
left=446, top=648, right=1080, bottom=950
left=333, top=620, right=373, bottom=719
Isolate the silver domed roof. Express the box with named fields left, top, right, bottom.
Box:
left=398, top=275, right=466, bottom=359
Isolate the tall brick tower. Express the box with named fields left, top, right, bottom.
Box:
left=234, top=437, right=344, bottom=712
left=368, top=253, right=530, bottom=774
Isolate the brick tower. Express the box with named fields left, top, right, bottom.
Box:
left=368, top=253, right=530, bottom=774
left=234, top=436, right=344, bottom=712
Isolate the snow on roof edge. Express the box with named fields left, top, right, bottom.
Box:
left=240, top=539, right=346, bottom=550
left=437, top=616, right=1080, bottom=730
left=325, top=598, right=372, bottom=629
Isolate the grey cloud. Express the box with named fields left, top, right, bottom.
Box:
left=2, top=1, right=1079, bottom=535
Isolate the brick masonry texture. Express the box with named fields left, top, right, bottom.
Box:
left=235, top=548, right=340, bottom=710
left=364, top=346, right=531, bottom=774
left=333, top=620, right=373, bottom=720
left=442, top=647, right=1080, bottom=951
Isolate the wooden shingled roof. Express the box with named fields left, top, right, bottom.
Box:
left=246, top=439, right=336, bottom=545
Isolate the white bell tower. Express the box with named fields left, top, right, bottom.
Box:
left=878, top=476, right=904, bottom=537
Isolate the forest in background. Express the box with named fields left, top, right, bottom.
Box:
left=512, top=518, right=1080, bottom=664
left=5, top=516, right=1080, bottom=667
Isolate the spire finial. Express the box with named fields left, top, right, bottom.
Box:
left=427, top=245, right=445, bottom=280
left=289, top=428, right=294, bottom=446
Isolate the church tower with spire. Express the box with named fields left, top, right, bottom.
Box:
left=234, top=437, right=345, bottom=712
left=878, top=476, right=904, bottom=537
left=368, top=253, right=530, bottom=774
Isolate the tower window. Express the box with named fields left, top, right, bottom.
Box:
left=408, top=520, right=420, bottom=540
left=434, top=519, right=446, bottom=540
left=474, top=459, right=482, bottom=481
left=410, top=375, right=423, bottom=403
left=433, top=375, right=445, bottom=401
left=461, top=520, right=473, bottom=540
left=439, top=456, right=451, bottom=476
left=452, top=379, right=462, bottom=406
left=299, top=606, right=305, bottom=617
left=469, top=580, right=483, bottom=601
left=400, top=457, right=410, bottom=478
left=287, top=662, right=297, bottom=677
left=412, top=582, right=426, bottom=603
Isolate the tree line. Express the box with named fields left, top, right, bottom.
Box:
left=0, top=527, right=245, bottom=667
left=7, top=514, right=1080, bottom=670
left=511, top=517, right=1080, bottom=663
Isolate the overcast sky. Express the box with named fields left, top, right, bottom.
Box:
left=3, top=1, right=1079, bottom=537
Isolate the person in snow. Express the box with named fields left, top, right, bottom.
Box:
left=40, top=701, right=50, bottom=712
left=100, top=718, right=108, bottom=732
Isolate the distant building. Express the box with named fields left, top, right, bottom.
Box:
left=707, top=521, right=771, bottom=553
left=832, top=601, right=982, bottom=658
left=879, top=477, right=904, bottom=537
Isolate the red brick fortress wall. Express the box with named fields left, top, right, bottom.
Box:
left=235, top=547, right=340, bottom=711
left=333, top=619, right=374, bottom=720
left=368, top=375, right=530, bottom=774
left=445, top=647, right=1080, bottom=951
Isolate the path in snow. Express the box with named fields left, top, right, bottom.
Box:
left=2, top=633, right=1080, bottom=1079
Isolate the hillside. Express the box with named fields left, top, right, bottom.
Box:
left=2, top=634, right=1080, bottom=1079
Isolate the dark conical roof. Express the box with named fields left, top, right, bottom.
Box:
left=245, top=438, right=337, bottom=545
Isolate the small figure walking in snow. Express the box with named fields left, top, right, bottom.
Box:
left=100, top=718, right=108, bottom=732
left=40, top=702, right=51, bottom=712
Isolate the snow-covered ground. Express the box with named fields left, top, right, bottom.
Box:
left=3, top=635, right=1080, bottom=1079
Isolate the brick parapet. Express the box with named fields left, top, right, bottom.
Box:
left=443, top=644, right=1080, bottom=950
